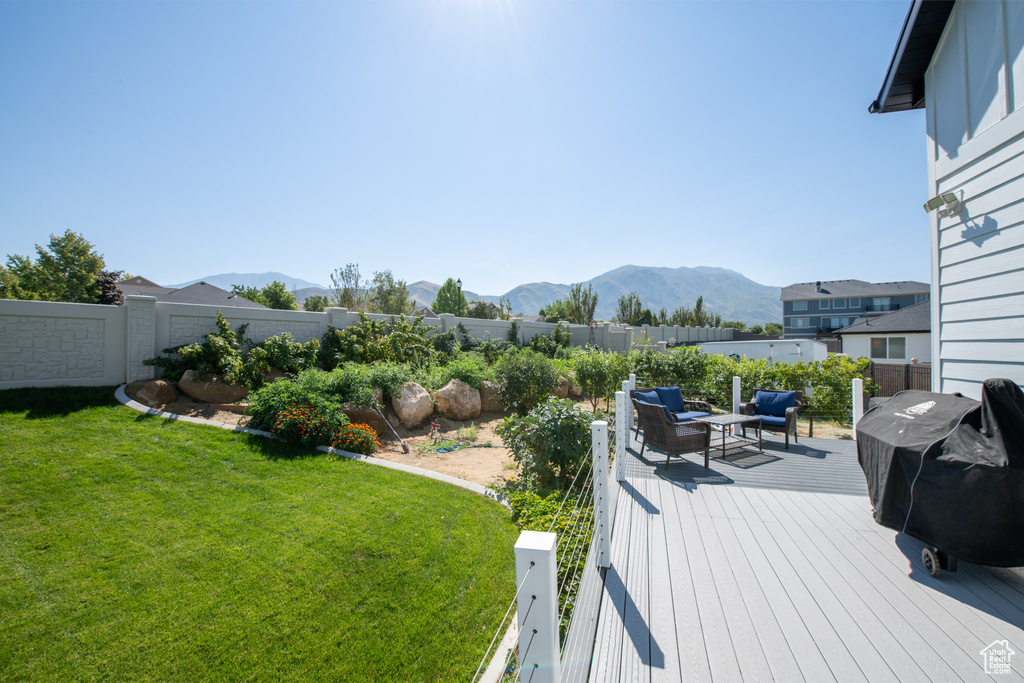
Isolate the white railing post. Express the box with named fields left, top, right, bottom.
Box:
left=732, top=375, right=741, bottom=414
left=514, top=531, right=560, bottom=683
left=615, top=390, right=626, bottom=482
left=852, top=378, right=864, bottom=441
left=627, top=373, right=636, bottom=429
left=592, top=421, right=610, bottom=569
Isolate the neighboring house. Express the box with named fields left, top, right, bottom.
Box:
left=837, top=301, right=931, bottom=364
left=117, top=277, right=267, bottom=309
left=413, top=304, right=439, bottom=319
left=871, top=0, right=1024, bottom=397
left=780, top=279, right=929, bottom=339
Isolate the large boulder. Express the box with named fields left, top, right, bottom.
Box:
left=566, top=371, right=582, bottom=398
left=433, top=379, right=482, bottom=421
left=551, top=376, right=570, bottom=399
left=342, top=388, right=389, bottom=436
left=177, top=370, right=250, bottom=404
left=136, top=379, right=177, bottom=408
left=392, top=382, right=434, bottom=428
left=480, top=380, right=503, bottom=412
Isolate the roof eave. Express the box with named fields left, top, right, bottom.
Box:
left=870, top=0, right=956, bottom=115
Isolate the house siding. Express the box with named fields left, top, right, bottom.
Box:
left=925, top=0, right=1024, bottom=398
left=840, top=332, right=932, bottom=364
left=782, top=294, right=923, bottom=339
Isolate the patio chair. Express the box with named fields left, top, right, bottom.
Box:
left=629, top=386, right=712, bottom=438
left=633, top=399, right=712, bottom=468
left=739, top=389, right=803, bottom=449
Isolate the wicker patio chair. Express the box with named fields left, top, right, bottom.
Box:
left=738, top=389, right=803, bottom=449
left=629, top=387, right=713, bottom=438
left=633, top=399, right=712, bottom=469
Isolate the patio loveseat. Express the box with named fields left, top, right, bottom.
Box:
left=739, top=389, right=803, bottom=449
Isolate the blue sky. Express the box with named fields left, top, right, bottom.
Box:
left=0, top=0, right=927, bottom=295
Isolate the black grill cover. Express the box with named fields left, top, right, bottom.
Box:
left=856, top=378, right=1024, bottom=567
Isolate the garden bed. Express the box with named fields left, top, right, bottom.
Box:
left=125, top=380, right=518, bottom=488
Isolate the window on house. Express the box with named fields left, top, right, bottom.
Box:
left=819, top=299, right=830, bottom=310
left=872, top=297, right=891, bottom=312
left=792, top=300, right=807, bottom=311
left=833, top=299, right=846, bottom=309
left=849, top=297, right=861, bottom=307
left=870, top=337, right=907, bottom=359
left=915, top=293, right=930, bottom=304
left=790, top=317, right=810, bottom=328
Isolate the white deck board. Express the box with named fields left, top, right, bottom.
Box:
left=582, top=441, right=1024, bottom=682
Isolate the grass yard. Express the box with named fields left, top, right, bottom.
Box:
left=0, top=387, right=517, bottom=682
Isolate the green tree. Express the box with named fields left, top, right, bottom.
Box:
left=432, top=278, right=468, bottom=315
left=330, top=263, right=364, bottom=310
left=365, top=270, right=414, bottom=315
left=303, top=294, right=329, bottom=312
left=748, top=324, right=764, bottom=335
left=230, top=281, right=298, bottom=310
left=668, top=295, right=723, bottom=327
left=614, top=291, right=644, bottom=326
left=539, top=298, right=572, bottom=322
left=97, top=269, right=125, bottom=306
left=1, top=230, right=108, bottom=303
left=566, top=282, right=599, bottom=325
left=261, top=281, right=299, bottom=310
left=764, top=322, right=783, bottom=336
left=722, top=321, right=746, bottom=330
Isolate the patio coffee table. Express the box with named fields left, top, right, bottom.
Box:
left=691, top=413, right=763, bottom=461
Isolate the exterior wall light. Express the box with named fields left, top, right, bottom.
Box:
left=923, top=191, right=962, bottom=218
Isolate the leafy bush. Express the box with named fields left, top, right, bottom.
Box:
left=331, top=423, right=382, bottom=455
left=495, top=349, right=560, bottom=416
left=319, top=314, right=439, bottom=369
left=571, top=348, right=614, bottom=411
left=413, top=353, right=494, bottom=391
left=506, top=321, right=521, bottom=346
left=346, top=361, right=411, bottom=403
left=496, top=397, right=592, bottom=488
left=246, top=368, right=367, bottom=431
left=144, top=311, right=247, bottom=382
left=236, top=332, right=321, bottom=389
left=271, top=404, right=349, bottom=448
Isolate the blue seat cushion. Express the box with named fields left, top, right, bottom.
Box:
left=672, top=410, right=710, bottom=422
left=655, top=386, right=687, bottom=413
left=757, top=415, right=787, bottom=427
left=634, top=390, right=660, bottom=406
left=754, top=390, right=797, bottom=417
left=636, top=399, right=672, bottom=422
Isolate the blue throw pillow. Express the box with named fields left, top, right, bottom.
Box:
left=634, top=390, right=660, bottom=406
left=655, top=386, right=687, bottom=413
left=755, top=390, right=797, bottom=417
left=636, top=399, right=673, bottom=422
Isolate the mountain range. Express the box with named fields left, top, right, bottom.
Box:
left=168, top=266, right=783, bottom=325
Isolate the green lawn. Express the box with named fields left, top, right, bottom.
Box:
left=0, top=387, right=517, bottom=682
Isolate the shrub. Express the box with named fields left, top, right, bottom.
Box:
left=414, top=353, right=494, bottom=391
left=571, top=347, right=614, bottom=411
left=258, top=332, right=320, bottom=374
left=247, top=368, right=367, bottom=431
left=271, top=404, right=349, bottom=448
left=144, top=310, right=246, bottom=382
left=319, top=314, right=438, bottom=369
left=495, top=349, right=560, bottom=416
left=331, top=423, right=382, bottom=455
left=496, top=397, right=592, bottom=489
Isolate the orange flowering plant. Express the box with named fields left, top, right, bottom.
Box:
left=271, top=404, right=349, bottom=448
left=331, top=423, right=381, bottom=456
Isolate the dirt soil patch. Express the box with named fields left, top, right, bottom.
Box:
left=124, top=381, right=517, bottom=489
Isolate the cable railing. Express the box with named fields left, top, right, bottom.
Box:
left=476, top=379, right=636, bottom=683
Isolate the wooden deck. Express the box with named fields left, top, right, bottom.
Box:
left=575, top=433, right=1024, bottom=682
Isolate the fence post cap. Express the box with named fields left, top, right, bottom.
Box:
left=515, top=530, right=557, bottom=552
